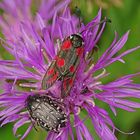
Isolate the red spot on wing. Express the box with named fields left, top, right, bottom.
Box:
left=47, top=68, right=54, bottom=75
left=61, top=40, right=72, bottom=50
left=69, top=65, right=75, bottom=72
left=62, top=78, right=74, bottom=94
left=69, top=78, right=73, bottom=85
left=57, top=57, right=65, bottom=67
left=63, top=79, right=67, bottom=91
left=76, top=48, right=84, bottom=56
left=47, top=72, right=58, bottom=83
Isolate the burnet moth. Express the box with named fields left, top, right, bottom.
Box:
left=41, top=16, right=111, bottom=98
left=41, top=33, right=84, bottom=97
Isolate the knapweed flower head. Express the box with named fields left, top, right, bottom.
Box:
left=0, top=0, right=140, bottom=140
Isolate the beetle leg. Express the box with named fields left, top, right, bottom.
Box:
left=28, top=116, right=38, bottom=132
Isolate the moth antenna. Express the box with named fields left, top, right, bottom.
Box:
left=74, top=6, right=82, bottom=28
left=80, top=18, right=111, bottom=34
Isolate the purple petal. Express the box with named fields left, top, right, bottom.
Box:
left=85, top=105, right=117, bottom=140
left=13, top=117, right=29, bottom=135
left=20, top=125, right=33, bottom=140
left=1, top=114, right=19, bottom=126
left=74, top=114, right=94, bottom=140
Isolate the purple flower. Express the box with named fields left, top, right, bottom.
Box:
left=0, top=0, right=140, bottom=140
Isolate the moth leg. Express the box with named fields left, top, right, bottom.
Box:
left=56, top=39, right=62, bottom=52
left=56, top=64, right=75, bottom=81
left=81, top=87, right=89, bottom=94
left=30, top=89, right=47, bottom=93
left=61, top=66, right=74, bottom=76
left=64, top=72, right=74, bottom=78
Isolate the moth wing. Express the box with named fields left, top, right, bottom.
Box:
left=61, top=73, right=76, bottom=98
left=41, top=61, right=61, bottom=89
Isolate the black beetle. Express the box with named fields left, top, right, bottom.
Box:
left=26, top=94, right=67, bottom=132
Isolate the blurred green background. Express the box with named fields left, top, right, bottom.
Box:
left=0, top=0, right=140, bottom=140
